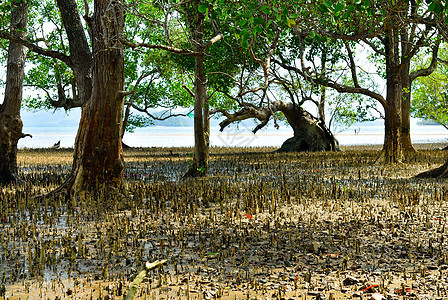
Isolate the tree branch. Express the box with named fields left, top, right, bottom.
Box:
left=344, top=41, right=360, bottom=88
left=182, top=84, right=195, bottom=98
left=0, top=30, right=72, bottom=66
left=203, top=33, right=223, bottom=52
left=120, top=37, right=203, bottom=56
left=130, top=104, right=193, bottom=121
left=410, top=40, right=440, bottom=82
left=214, top=101, right=287, bottom=133
left=274, top=57, right=387, bottom=109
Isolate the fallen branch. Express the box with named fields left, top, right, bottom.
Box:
left=125, top=259, right=168, bottom=300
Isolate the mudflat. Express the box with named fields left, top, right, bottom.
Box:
left=1, top=144, right=448, bottom=299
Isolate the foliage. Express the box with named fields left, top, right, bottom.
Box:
left=412, top=46, right=448, bottom=129
left=20, top=0, right=199, bottom=133
left=328, top=90, right=379, bottom=132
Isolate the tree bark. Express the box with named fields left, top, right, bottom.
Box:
left=0, top=0, right=29, bottom=184
left=68, top=0, right=125, bottom=195
left=53, top=0, right=93, bottom=109
left=277, top=104, right=339, bottom=152
left=400, top=26, right=416, bottom=154
left=382, top=28, right=403, bottom=163
left=217, top=101, right=339, bottom=153
left=184, top=1, right=208, bottom=177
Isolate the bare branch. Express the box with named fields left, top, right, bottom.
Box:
left=120, top=37, right=203, bottom=56
left=361, top=38, right=386, bottom=56
left=410, top=40, right=440, bottom=82
left=275, top=57, right=387, bottom=108
left=344, top=41, right=360, bottom=88
left=182, top=84, right=195, bottom=98
left=130, top=104, right=193, bottom=121
left=0, top=30, right=72, bottom=66
left=203, top=33, right=223, bottom=52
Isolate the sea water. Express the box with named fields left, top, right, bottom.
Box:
left=17, top=122, right=448, bottom=148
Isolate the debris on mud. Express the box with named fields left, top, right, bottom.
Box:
left=1, top=145, right=448, bottom=299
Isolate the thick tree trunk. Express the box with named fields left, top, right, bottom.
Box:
left=68, top=0, right=125, bottom=195
left=217, top=101, right=338, bottom=153
left=185, top=54, right=209, bottom=176
left=277, top=104, right=339, bottom=152
left=383, top=79, right=403, bottom=163
left=0, top=0, right=29, bottom=184
left=383, top=103, right=403, bottom=163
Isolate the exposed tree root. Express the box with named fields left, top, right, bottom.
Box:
left=415, top=159, right=448, bottom=178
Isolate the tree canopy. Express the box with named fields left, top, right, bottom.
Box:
left=1, top=0, right=448, bottom=186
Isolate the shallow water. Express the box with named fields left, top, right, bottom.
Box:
left=18, top=123, right=448, bottom=148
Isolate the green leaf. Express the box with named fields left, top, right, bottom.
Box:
left=434, top=2, right=443, bottom=13
left=318, top=3, right=329, bottom=12
left=254, top=17, right=265, bottom=25
left=324, top=0, right=333, bottom=8
left=334, top=3, right=344, bottom=13
left=261, top=5, right=270, bottom=14
left=428, top=1, right=436, bottom=11
left=239, top=19, right=248, bottom=27
left=198, top=3, right=208, bottom=13
left=253, top=25, right=263, bottom=35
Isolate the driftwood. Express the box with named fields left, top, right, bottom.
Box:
left=125, top=259, right=168, bottom=300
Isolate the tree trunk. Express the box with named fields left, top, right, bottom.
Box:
left=68, top=0, right=125, bottom=195
left=401, top=81, right=414, bottom=154
left=277, top=104, right=339, bottom=152
left=400, top=27, right=416, bottom=155
left=0, top=0, right=29, bottom=184
left=55, top=0, right=93, bottom=108
left=318, top=48, right=327, bottom=124
left=383, top=78, right=403, bottom=163
left=184, top=3, right=208, bottom=177
left=186, top=54, right=209, bottom=176
left=382, top=28, right=403, bottom=163
left=383, top=103, right=403, bottom=163
left=203, top=94, right=210, bottom=151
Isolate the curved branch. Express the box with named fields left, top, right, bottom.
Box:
left=274, top=58, right=387, bottom=108
left=0, top=30, right=72, bottom=66
left=120, top=37, right=203, bottom=56
left=410, top=40, right=440, bottom=82
left=215, top=101, right=287, bottom=133
left=130, top=104, right=193, bottom=121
